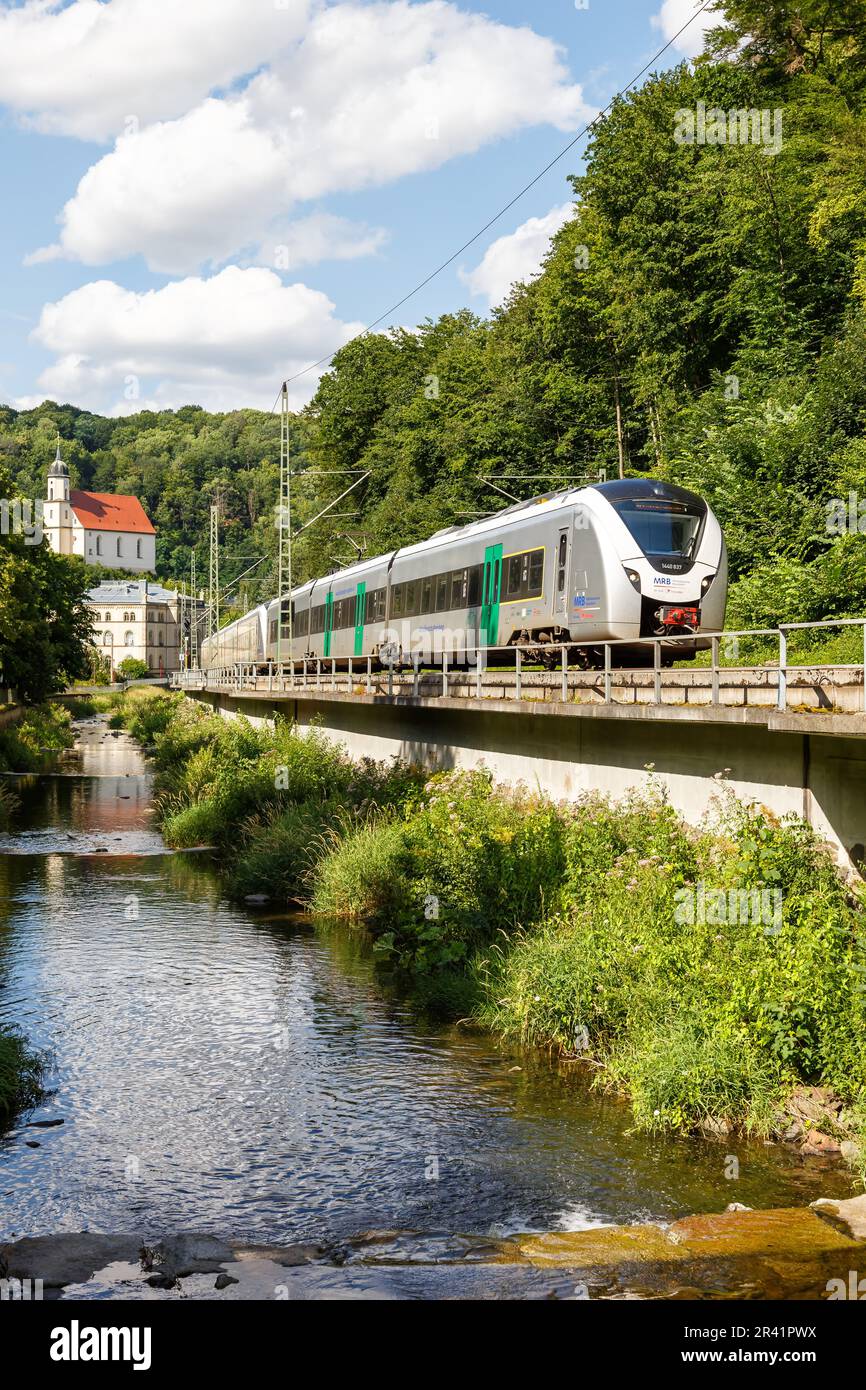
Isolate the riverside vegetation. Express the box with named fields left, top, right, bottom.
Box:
left=119, top=688, right=866, bottom=1170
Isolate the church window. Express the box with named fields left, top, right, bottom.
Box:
left=96, top=536, right=102, bottom=556
left=137, top=539, right=142, bottom=559
left=116, top=537, right=122, bottom=557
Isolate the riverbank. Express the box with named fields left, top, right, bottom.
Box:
left=4, top=1195, right=866, bottom=1300
left=113, top=689, right=866, bottom=1173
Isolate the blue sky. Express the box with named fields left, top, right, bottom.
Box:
left=0, top=0, right=713, bottom=415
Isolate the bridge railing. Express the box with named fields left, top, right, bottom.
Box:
left=171, top=616, right=866, bottom=715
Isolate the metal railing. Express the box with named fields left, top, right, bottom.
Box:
left=172, top=617, right=866, bottom=715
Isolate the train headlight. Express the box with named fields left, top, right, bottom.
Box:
left=700, top=573, right=715, bottom=595
left=624, top=567, right=641, bottom=591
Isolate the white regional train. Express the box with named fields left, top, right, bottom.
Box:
left=200, top=479, right=727, bottom=672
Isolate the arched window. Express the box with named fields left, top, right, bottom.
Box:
left=104, top=612, right=111, bottom=622
left=103, top=633, right=112, bottom=646
left=124, top=631, right=134, bottom=646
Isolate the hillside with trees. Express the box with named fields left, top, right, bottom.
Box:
left=3, top=0, right=866, bottom=641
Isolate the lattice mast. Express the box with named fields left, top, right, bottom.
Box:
left=277, top=382, right=292, bottom=665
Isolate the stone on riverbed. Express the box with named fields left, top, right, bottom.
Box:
left=0, top=1232, right=144, bottom=1287
left=811, top=1194, right=866, bottom=1241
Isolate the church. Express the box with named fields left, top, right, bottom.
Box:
left=44, top=441, right=156, bottom=572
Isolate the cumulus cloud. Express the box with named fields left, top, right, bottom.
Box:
left=461, top=202, right=576, bottom=309
left=26, top=266, right=361, bottom=414
left=27, top=1, right=592, bottom=273
left=0, top=0, right=310, bottom=141
left=650, top=0, right=719, bottom=60
left=255, top=214, right=389, bottom=271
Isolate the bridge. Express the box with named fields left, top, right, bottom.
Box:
left=172, top=619, right=866, bottom=876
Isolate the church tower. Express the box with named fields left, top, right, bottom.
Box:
left=44, top=438, right=73, bottom=555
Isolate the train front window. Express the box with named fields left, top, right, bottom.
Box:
left=614, top=499, right=704, bottom=557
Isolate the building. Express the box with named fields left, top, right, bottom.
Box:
left=45, top=441, right=156, bottom=572
left=88, top=581, right=181, bottom=676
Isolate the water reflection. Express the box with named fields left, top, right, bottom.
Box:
left=0, top=721, right=856, bottom=1248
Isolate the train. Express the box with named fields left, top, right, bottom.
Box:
left=199, top=478, right=727, bottom=672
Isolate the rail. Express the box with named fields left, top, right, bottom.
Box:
left=171, top=617, right=866, bottom=715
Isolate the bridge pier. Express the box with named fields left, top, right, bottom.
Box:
left=182, top=687, right=866, bottom=877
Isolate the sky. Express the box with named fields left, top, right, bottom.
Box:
left=0, top=0, right=716, bottom=417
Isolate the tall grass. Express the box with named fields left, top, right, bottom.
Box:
left=0, top=704, right=75, bottom=773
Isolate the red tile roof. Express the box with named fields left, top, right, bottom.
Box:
left=70, top=491, right=155, bottom=535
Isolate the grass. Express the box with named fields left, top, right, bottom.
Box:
left=113, top=690, right=866, bottom=1163
left=0, top=1026, right=44, bottom=1125
left=0, top=704, right=76, bottom=773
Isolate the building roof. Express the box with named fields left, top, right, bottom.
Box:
left=86, top=581, right=178, bottom=605
left=70, top=490, right=156, bottom=534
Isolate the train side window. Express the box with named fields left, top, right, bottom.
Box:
left=505, top=554, right=523, bottom=599
left=269, top=620, right=277, bottom=644
left=435, top=573, right=449, bottom=611
left=468, top=565, right=481, bottom=606
left=392, top=584, right=404, bottom=618
left=405, top=581, right=417, bottom=617
left=529, top=549, right=544, bottom=595
left=421, top=577, right=433, bottom=614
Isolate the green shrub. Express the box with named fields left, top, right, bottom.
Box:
left=478, top=789, right=866, bottom=1138
left=117, top=657, right=148, bottom=680
left=0, top=1027, right=44, bottom=1123
left=312, top=769, right=567, bottom=973
left=0, top=704, right=74, bottom=772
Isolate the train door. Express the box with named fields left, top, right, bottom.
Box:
left=554, top=528, right=569, bottom=619
left=354, top=582, right=366, bottom=657
left=324, top=591, right=334, bottom=658
left=481, top=543, right=502, bottom=647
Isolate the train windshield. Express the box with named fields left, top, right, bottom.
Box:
left=613, top=498, right=704, bottom=557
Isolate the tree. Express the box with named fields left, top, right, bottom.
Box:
left=0, top=463, right=94, bottom=701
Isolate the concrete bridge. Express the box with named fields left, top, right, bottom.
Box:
left=173, top=633, right=866, bottom=877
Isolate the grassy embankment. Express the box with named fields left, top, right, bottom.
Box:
left=117, top=688, right=866, bottom=1166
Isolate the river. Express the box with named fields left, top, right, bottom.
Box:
left=0, top=717, right=855, bottom=1256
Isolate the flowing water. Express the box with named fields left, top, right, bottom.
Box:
left=0, top=718, right=856, bottom=1255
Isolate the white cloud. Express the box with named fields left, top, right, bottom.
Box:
left=461, top=202, right=576, bottom=309
left=650, top=0, right=719, bottom=60
left=27, top=266, right=362, bottom=414
left=27, top=1, right=592, bottom=274
left=0, top=0, right=311, bottom=141
left=256, top=214, right=389, bottom=271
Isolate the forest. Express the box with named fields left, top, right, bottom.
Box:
left=3, top=0, right=866, bottom=643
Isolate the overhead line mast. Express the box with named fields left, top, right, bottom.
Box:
left=209, top=503, right=220, bottom=639
left=277, top=382, right=292, bottom=667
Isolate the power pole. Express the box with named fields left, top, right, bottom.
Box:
left=190, top=551, right=199, bottom=668
left=209, top=504, right=220, bottom=639
left=277, top=383, right=292, bottom=665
